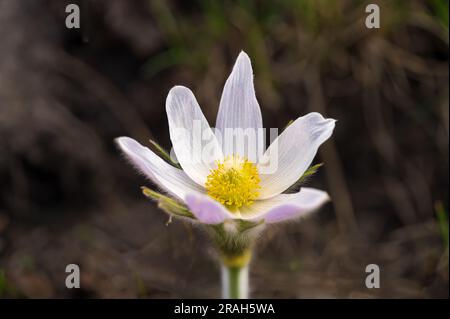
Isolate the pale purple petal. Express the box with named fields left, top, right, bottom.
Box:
left=185, top=193, right=233, bottom=224
left=240, top=188, right=330, bottom=223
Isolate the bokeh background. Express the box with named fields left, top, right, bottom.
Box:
left=0, top=0, right=448, bottom=298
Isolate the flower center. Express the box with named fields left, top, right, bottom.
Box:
left=205, top=155, right=261, bottom=210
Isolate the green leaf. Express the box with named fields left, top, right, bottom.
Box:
left=0, top=269, right=18, bottom=298
left=430, top=0, right=449, bottom=31
left=284, top=119, right=294, bottom=130
left=141, top=186, right=194, bottom=219
left=435, top=201, right=449, bottom=247
left=148, top=139, right=181, bottom=169
left=300, top=163, right=323, bottom=182
left=284, top=163, right=323, bottom=193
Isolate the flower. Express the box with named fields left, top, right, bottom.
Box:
left=116, top=51, right=335, bottom=225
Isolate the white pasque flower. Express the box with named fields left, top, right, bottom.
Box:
left=116, top=51, right=335, bottom=225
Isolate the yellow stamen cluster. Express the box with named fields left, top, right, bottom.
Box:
left=205, top=155, right=261, bottom=210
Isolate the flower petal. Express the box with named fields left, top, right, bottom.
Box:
left=215, top=51, right=263, bottom=160
left=166, top=86, right=223, bottom=186
left=240, top=188, right=330, bottom=223
left=185, top=193, right=233, bottom=224
left=116, top=137, right=204, bottom=201
left=257, top=112, right=335, bottom=199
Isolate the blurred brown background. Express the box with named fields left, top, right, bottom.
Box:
left=0, top=0, right=448, bottom=298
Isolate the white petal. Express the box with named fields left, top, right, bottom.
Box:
left=185, top=193, right=233, bottom=224
left=166, top=86, right=223, bottom=186
left=215, top=51, right=263, bottom=160
left=116, top=137, right=204, bottom=201
left=257, top=112, right=335, bottom=199
left=240, top=188, right=330, bottom=223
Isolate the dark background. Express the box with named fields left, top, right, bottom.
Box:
left=0, top=0, right=448, bottom=298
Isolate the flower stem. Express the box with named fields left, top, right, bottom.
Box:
left=221, top=264, right=249, bottom=299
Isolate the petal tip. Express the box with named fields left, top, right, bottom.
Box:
left=166, top=85, right=192, bottom=102
left=114, top=136, right=124, bottom=145
left=233, top=51, right=253, bottom=75
left=168, top=85, right=189, bottom=94
left=237, top=50, right=251, bottom=62
left=165, top=85, right=197, bottom=115
left=115, top=136, right=136, bottom=152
